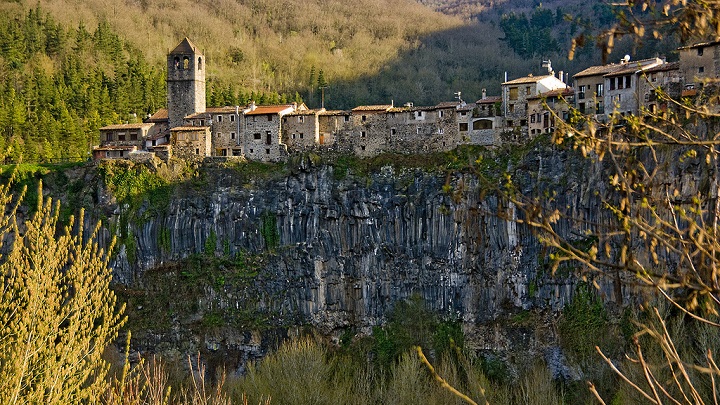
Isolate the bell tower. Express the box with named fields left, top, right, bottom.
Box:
left=167, top=38, right=206, bottom=129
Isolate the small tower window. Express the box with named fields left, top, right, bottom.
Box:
left=174, top=57, right=180, bottom=68
left=183, top=56, right=189, bottom=69
left=198, top=57, right=202, bottom=70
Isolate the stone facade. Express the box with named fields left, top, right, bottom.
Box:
left=186, top=107, right=242, bottom=156
left=171, top=126, right=211, bottom=159
left=282, top=110, right=322, bottom=152
left=93, top=123, right=154, bottom=160
left=637, top=62, right=682, bottom=115
left=242, top=104, right=297, bottom=162
left=167, top=38, right=206, bottom=129
left=678, top=41, right=720, bottom=87
left=527, top=88, right=574, bottom=137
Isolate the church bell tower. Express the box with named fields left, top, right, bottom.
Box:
left=167, top=38, right=206, bottom=129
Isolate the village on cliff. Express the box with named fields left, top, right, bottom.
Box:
left=92, top=38, right=715, bottom=162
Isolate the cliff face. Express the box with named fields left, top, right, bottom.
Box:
left=100, top=146, right=618, bottom=372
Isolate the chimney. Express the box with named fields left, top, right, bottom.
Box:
left=559, top=71, right=564, bottom=83
left=481, top=88, right=487, bottom=100
left=249, top=100, right=256, bottom=111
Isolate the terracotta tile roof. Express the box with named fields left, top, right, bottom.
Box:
left=244, top=104, right=296, bottom=116
left=678, top=40, right=720, bottom=50
left=574, top=58, right=663, bottom=78
left=387, top=107, right=411, bottom=113
left=435, top=101, right=461, bottom=109
left=528, top=88, right=575, bottom=100
left=170, top=37, right=200, bottom=54
left=351, top=105, right=393, bottom=112
left=502, top=74, right=553, bottom=85
left=643, top=61, right=679, bottom=73
left=185, top=107, right=241, bottom=119
left=476, top=96, right=502, bottom=104
left=319, top=110, right=352, bottom=116
left=100, top=123, right=154, bottom=130
left=284, top=109, right=323, bottom=116
left=171, top=126, right=209, bottom=131
left=93, top=145, right=138, bottom=151
left=147, top=108, right=168, bottom=122
left=682, top=89, right=698, bottom=97
left=146, top=130, right=170, bottom=141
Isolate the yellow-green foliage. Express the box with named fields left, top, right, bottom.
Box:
left=0, top=180, right=125, bottom=403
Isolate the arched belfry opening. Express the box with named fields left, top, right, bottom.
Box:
left=167, top=37, right=206, bottom=129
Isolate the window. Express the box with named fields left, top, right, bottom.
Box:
left=415, top=111, right=425, bottom=119
left=361, top=146, right=366, bottom=151
left=578, top=85, right=586, bottom=99
left=698, top=47, right=704, bottom=56
left=618, top=77, right=624, bottom=89
left=299, top=133, right=304, bottom=139
left=509, top=104, right=515, bottom=113
left=266, top=131, right=271, bottom=144
left=520, top=119, right=527, bottom=127
left=361, top=115, right=367, bottom=122
left=509, top=87, right=518, bottom=100
left=231, top=132, right=236, bottom=139
left=507, top=120, right=514, bottom=127
left=459, top=122, right=468, bottom=132
left=118, top=132, right=126, bottom=141
left=195, top=148, right=199, bottom=154
left=530, top=114, right=536, bottom=123
left=579, top=103, right=586, bottom=114
left=267, top=115, right=273, bottom=122
left=438, top=110, right=444, bottom=118
left=459, top=111, right=467, bottom=116
left=130, top=132, right=138, bottom=141
left=699, top=66, right=705, bottom=73
left=199, top=119, right=205, bottom=126
left=266, top=149, right=270, bottom=154
left=217, top=132, right=222, bottom=139
left=250, top=149, right=254, bottom=153
left=609, top=78, right=616, bottom=90
left=183, top=57, right=189, bottom=69
left=438, top=128, right=444, bottom=134
left=596, top=102, right=604, bottom=114
left=391, top=128, right=396, bottom=135
left=198, top=57, right=202, bottom=70
left=174, top=56, right=180, bottom=68
left=254, top=133, right=261, bottom=140
left=291, top=134, right=295, bottom=139
left=344, top=115, right=350, bottom=122
left=525, top=86, right=531, bottom=95
left=361, top=131, right=366, bottom=137
left=416, top=127, right=420, bottom=134
left=596, top=83, right=604, bottom=97
left=230, top=115, right=235, bottom=122
left=614, top=94, right=622, bottom=103
left=473, top=120, right=492, bottom=130
left=105, top=133, right=113, bottom=141
left=217, top=115, right=223, bottom=123
left=625, top=75, right=631, bottom=88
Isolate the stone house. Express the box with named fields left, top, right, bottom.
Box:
left=344, top=105, right=393, bottom=157
left=527, top=88, right=574, bottom=137
left=636, top=62, right=681, bottom=115
left=184, top=106, right=242, bottom=156
left=678, top=41, right=720, bottom=87
left=603, top=57, right=665, bottom=118
left=471, top=91, right=502, bottom=145
left=144, top=108, right=170, bottom=150
left=242, top=103, right=300, bottom=162
left=282, top=109, right=324, bottom=151
left=170, top=126, right=211, bottom=159
left=501, top=73, right=568, bottom=139
left=573, top=57, right=664, bottom=120
left=93, top=123, right=155, bottom=160
left=318, top=110, right=353, bottom=148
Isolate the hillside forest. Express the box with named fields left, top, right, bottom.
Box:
left=0, top=0, right=677, bottom=163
